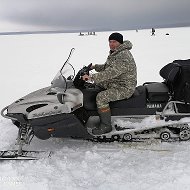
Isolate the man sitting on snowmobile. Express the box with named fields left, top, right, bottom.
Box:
left=82, top=32, right=137, bottom=135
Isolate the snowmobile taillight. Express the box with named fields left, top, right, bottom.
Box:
left=48, top=128, right=55, bottom=132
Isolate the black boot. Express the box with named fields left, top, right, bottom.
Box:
left=92, top=108, right=112, bottom=135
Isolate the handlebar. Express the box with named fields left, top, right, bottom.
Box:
left=73, top=63, right=93, bottom=88
left=81, top=63, right=92, bottom=76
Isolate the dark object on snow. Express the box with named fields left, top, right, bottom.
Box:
left=151, top=28, right=155, bottom=36
left=160, top=59, right=190, bottom=103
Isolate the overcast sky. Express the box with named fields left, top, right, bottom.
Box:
left=0, top=0, right=190, bottom=33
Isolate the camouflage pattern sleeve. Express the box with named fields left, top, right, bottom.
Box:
left=92, top=60, right=135, bottom=84
left=94, top=64, right=105, bottom=72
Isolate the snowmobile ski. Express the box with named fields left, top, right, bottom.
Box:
left=0, top=150, right=52, bottom=160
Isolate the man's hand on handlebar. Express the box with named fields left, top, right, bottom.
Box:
left=81, top=74, right=91, bottom=81
left=81, top=63, right=95, bottom=81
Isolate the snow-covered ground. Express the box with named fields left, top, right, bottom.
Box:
left=0, top=27, right=190, bottom=190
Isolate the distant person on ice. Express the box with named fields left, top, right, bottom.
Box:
left=151, top=28, right=155, bottom=36
left=82, top=32, right=137, bottom=135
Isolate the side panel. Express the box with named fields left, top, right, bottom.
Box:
left=30, top=113, right=92, bottom=140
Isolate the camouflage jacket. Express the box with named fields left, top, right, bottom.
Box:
left=92, top=40, right=137, bottom=91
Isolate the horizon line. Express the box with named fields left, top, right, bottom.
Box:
left=0, top=24, right=190, bottom=36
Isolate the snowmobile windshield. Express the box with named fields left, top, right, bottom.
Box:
left=60, top=62, right=75, bottom=81
left=51, top=48, right=75, bottom=91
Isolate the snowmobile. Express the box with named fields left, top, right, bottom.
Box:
left=1, top=48, right=190, bottom=159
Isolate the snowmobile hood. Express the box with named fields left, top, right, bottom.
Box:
left=5, top=86, right=83, bottom=120
left=6, top=86, right=59, bottom=114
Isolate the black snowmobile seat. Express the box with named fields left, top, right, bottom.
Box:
left=145, top=82, right=169, bottom=102
left=110, top=86, right=146, bottom=108
left=82, top=85, right=146, bottom=111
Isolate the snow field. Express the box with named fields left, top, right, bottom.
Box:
left=0, top=27, right=190, bottom=189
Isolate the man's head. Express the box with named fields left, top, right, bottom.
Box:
left=108, top=32, right=123, bottom=51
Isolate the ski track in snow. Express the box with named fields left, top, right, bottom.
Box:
left=1, top=27, right=190, bottom=189
left=1, top=118, right=190, bottom=190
